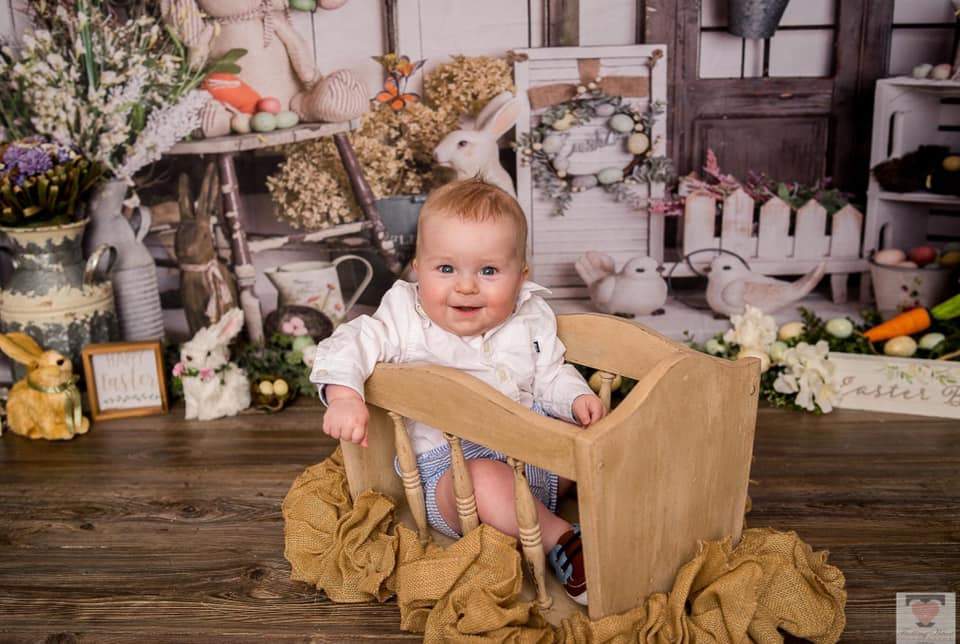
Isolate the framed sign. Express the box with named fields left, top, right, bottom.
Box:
left=81, top=341, right=169, bottom=421
left=830, top=352, right=960, bottom=419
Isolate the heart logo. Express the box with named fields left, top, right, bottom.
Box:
left=912, top=600, right=941, bottom=626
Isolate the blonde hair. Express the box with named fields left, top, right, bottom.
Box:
left=415, top=179, right=527, bottom=264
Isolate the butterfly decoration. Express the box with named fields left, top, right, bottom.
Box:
left=372, top=54, right=426, bottom=112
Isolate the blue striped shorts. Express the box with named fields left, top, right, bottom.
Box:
left=393, top=402, right=559, bottom=539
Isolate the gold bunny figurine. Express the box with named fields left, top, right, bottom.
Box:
left=0, top=333, right=88, bottom=440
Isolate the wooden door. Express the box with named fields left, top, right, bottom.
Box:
left=646, top=0, right=894, bottom=195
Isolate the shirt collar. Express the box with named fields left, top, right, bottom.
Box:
left=413, top=280, right=552, bottom=327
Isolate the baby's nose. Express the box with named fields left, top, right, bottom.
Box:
left=455, top=274, right=479, bottom=293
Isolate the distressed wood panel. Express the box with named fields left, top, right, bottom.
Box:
left=692, top=116, right=829, bottom=187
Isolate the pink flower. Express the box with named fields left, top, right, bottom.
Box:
left=199, top=367, right=214, bottom=381
left=282, top=316, right=307, bottom=336
left=172, top=362, right=184, bottom=377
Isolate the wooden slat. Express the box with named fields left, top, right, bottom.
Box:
left=757, top=197, right=792, bottom=259
left=794, top=199, right=830, bottom=259
left=720, top=189, right=755, bottom=259
left=682, top=191, right=717, bottom=255
left=829, top=205, right=863, bottom=258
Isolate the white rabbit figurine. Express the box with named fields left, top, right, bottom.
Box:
left=176, top=308, right=251, bottom=420
left=433, top=91, right=520, bottom=197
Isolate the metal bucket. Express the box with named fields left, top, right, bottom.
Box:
left=728, top=0, right=791, bottom=39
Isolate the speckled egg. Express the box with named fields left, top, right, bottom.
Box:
left=251, top=112, right=278, bottom=132
left=608, top=114, right=634, bottom=133
left=873, top=249, right=906, bottom=265
left=595, top=104, right=616, bottom=117
left=542, top=135, right=564, bottom=155
left=256, top=97, right=283, bottom=115
left=778, top=321, right=805, bottom=341
left=230, top=113, right=252, bottom=135
left=627, top=132, right=650, bottom=155
left=597, top=167, right=624, bottom=185
left=275, top=111, right=300, bottom=129
left=918, top=333, right=945, bottom=350
left=553, top=157, right=570, bottom=172
left=825, top=317, right=853, bottom=339
left=884, top=335, right=917, bottom=357
left=571, top=175, right=598, bottom=190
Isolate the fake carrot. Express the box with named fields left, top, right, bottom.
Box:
left=864, top=307, right=931, bottom=342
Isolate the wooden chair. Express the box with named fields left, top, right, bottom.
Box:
left=340, top=313, right=760, bottom=621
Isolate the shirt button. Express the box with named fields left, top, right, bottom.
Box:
left=483, top=341, right=492, bottom=355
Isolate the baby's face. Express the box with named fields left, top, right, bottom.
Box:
left=414, top=215, right=527, bottom=337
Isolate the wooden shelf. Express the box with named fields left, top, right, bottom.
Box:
left=882, top=77, right=960, bottom=94
left=167, top=119, right=360, bottom=155
left=873, top=190, right=960, bottom=207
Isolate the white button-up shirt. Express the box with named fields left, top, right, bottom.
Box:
left=310, top=280, right=594, bottom=455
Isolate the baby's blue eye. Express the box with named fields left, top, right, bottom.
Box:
left=438, top=264, right=454, bottom=274
left=480, top=266, right=498, bottom=276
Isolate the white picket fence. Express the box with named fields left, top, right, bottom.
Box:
left=673, top=188, right=868, bottom=303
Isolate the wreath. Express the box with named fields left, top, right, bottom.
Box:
left=517, top=86, right=672, bottom=216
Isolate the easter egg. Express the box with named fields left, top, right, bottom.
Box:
left=909, top=246, right=937, bottom=267
left=873, top=248, right=906, bottom=265
left=597, top=167, right=624, bottom=185
left=897, top=260, right=918, bottom=269
left=273, top=379, right=290, bottom=397
left=627, top=132, right=650, bottom=155
left=939, top=250, right=960, bottom=268
left=289, top=0, right=317, bottom=10
left=258, top=380, right=275, bottom=396
left=251, top=112, right=277, bottom=132
left=608, top=114, right=634, bottom=133
left=551, top=113, right=575, bottom=131
left=292, top=336, right=314, bottom=352
left=553, top=158, right=570, bottom=172
left=884, top=335, right=917, bottom=357
left=737, top=347, right=770, bottom=373
left=943, top=155, right=960, bottom=172
left=768, top=341, right=788, bottom=363
left=825, top=317, right=854, bottom=339
left=275, top=110, right=300, bottom=129
left=778, top=321, right=805, bottom=341
left=571, top=175, right=598, bottom=190
left=931, top=63, right=953, bottom=80
left=918, top=333, right=945, bottom=350
left=230, top=113, right=252, bottom=134
left=542, top=135, right=564, bottom=155
left=256, top=97, right=283, bottom=115
left=588, top=371, right=623, bottom=393
left=704, top=338, right=726, bottom=356
left=912, top=63, right=934, bottom=79
left=594, top=104, right=616, bottom=117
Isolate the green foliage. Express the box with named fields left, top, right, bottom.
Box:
left=235, top=333, right=316, bottom=401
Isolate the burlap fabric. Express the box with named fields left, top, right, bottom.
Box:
left=283, top=449, right=847, bottom=643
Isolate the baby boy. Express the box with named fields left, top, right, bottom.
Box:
left=310, top=179, right=606, bottom=605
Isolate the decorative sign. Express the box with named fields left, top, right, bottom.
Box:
left=830, top=352, right=960, bottom=419
left=81, top=342, right=169, bottom=421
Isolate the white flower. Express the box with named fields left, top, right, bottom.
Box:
left=723, top=305, right=777, bottom=352
left=301, top=344, right=318, bottom=367
left=772, top=340, right=838, bottom=413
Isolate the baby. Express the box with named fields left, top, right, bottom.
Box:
left=310, top=179, right=606, bottom=605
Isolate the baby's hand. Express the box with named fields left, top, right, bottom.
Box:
left=323, top=385, right=369, bottom=447
left=572, top=393, right=606, bottom=427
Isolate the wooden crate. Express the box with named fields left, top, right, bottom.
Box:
left=831, top=352, right=960, bottom=419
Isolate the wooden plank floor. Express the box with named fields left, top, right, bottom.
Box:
left=0, top=400, right=957, bottom=643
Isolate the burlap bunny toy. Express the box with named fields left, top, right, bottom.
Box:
left=161, top=0, right=368, bottom=137
left=0, top=333, right=89, bottom=440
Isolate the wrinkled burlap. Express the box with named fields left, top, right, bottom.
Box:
left=282, top=449, right=847, bottom=643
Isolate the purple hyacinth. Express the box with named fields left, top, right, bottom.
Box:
left=13, top=147, right=53, bottom=184
left=3, top=144, right=27, bottom=167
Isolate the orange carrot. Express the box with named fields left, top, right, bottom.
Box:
left=863, top=307, right=931, bottom=342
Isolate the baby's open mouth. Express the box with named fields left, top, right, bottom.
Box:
left=452, top=305, right=482, bottom=313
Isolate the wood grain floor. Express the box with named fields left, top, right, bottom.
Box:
left=0, top=400, right=957, bottom=642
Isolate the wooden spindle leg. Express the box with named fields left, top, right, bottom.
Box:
left=389, top=411, right=430, bottom=545
left=507, top=457, right=552, bottom=610
left=443, top=433, right=480, bottom=535
left=598, top=371, right=615, bottom=412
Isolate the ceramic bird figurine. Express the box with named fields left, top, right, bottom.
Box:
left=575, top=252, right=667, bottom=317
left=705, top=257, right=826, bottom=317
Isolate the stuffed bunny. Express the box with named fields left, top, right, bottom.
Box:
left=175, top=308, right=251, bottom=420
left=433, top=91, right=521, bottom=197
left=160, top=0, right=368, bottom=137
left=0, top=333, right=89, bottom=440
